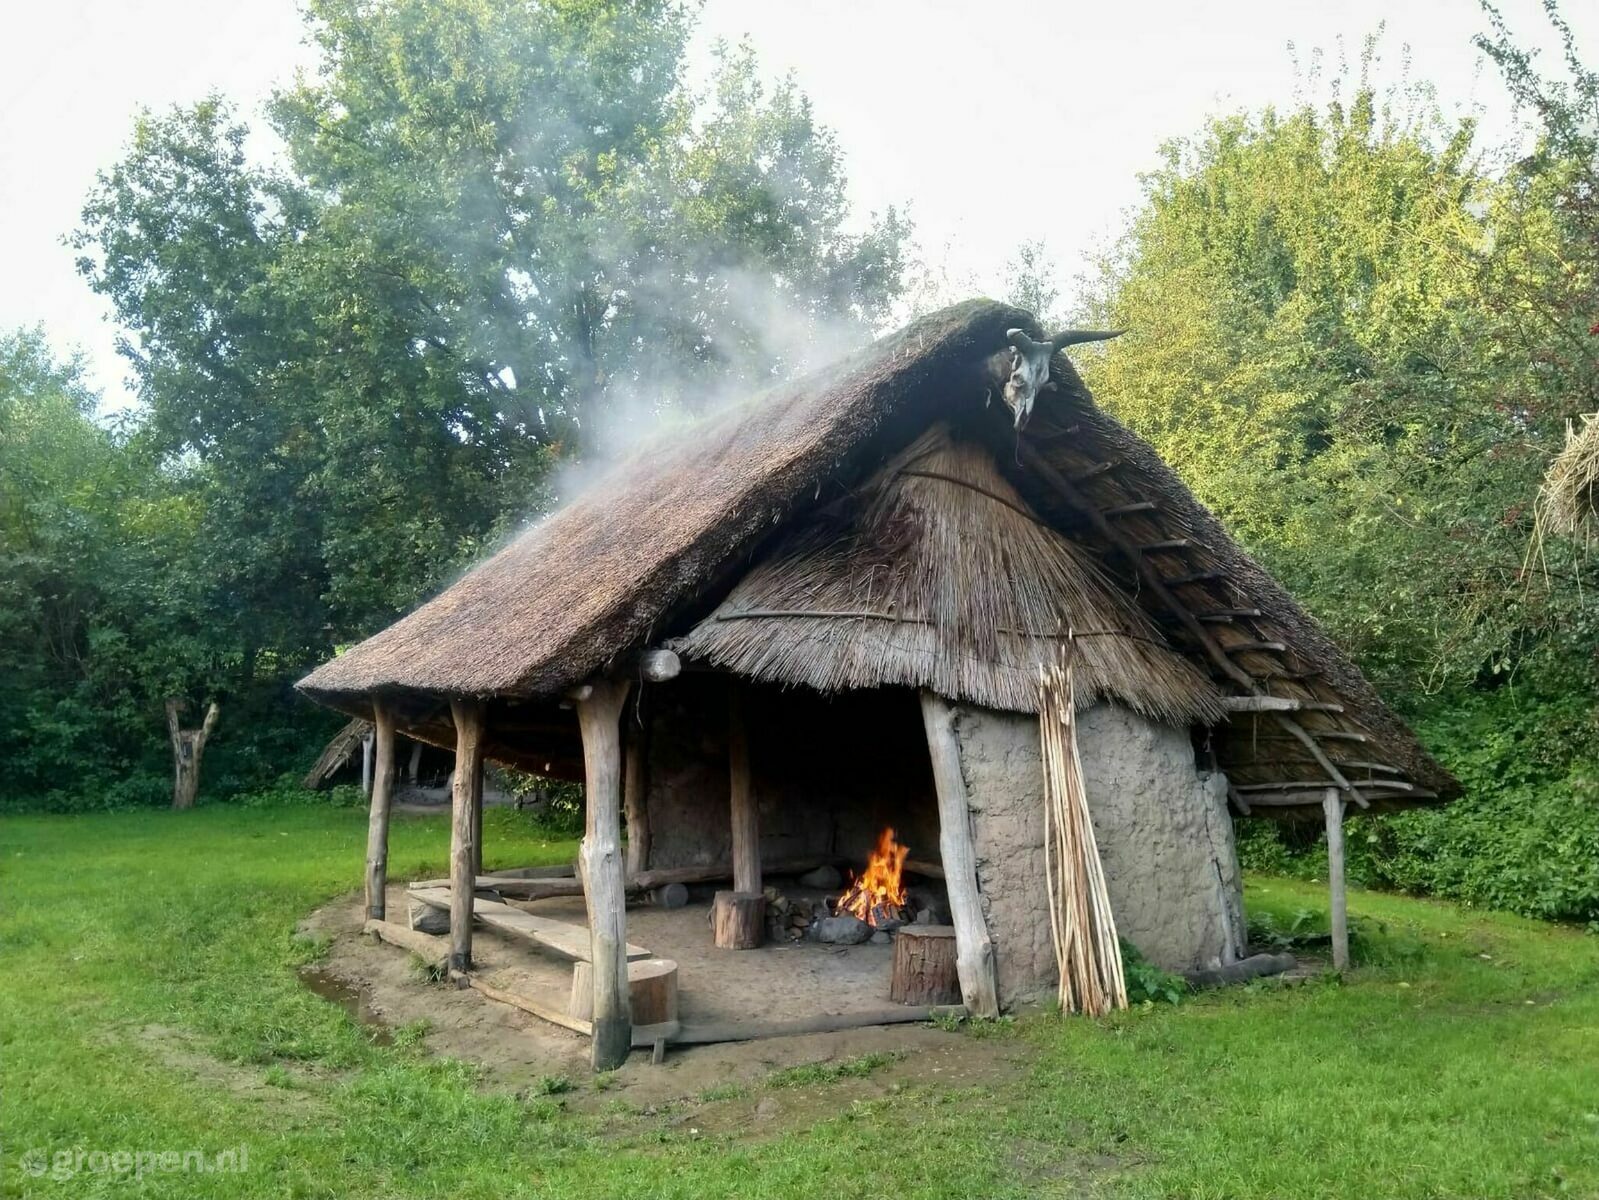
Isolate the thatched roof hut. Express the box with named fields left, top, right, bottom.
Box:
left=302, top=299, right=1455, bottom=1065
left=302, top=298, right=1452, bottom=807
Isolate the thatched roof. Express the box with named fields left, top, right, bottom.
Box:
left=671, top=425, right=1223, bottom=725
left=300, top=298, right=1457, bottom=811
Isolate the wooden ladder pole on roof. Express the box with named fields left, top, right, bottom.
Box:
left=1323, top=787, right=1350, bottom=970
left=447, top=698, right=485, bottom=973
left=1014, top=442, right=1380, bottom=815
left=363, top=700, right=397, bottom=922
left=576, top=677, right=634, bottom=1070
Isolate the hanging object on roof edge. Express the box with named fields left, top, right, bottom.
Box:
left=1038, top=634, right=1129, bottom=1017
left=997, top=328, right=1123, bottom=432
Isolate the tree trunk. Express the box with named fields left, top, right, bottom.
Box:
left=577, top=678, right=633, bottom=1070
left=166, top=699, right=220, bottom=811
left=712, top=890, right=765, bottom=950
left=449, top=699, right=485, bottom=973
left=891, top=925, right=961, bottom=1004
left=364, top=702, right=397, bottom=921
left=728, top=681, right=760, bottom=894
left=919, top=690, right=1000, bottom=1018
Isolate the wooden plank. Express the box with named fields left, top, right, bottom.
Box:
left=1102, top=500, right=1156, bottom=517
left=364, top=918, right=447, bottom=965
left=919, top=690, right=1000, bottom=1019
left=409, top=887, right=651, bottom=962
left=672, top=1005, right=966, bottom=1046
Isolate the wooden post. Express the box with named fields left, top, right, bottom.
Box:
left=165, top=698, right=220, bottom=811
left=364, top=701, right=397, bottom=922
left=1323, top=787, right=1349, bottom=971
left=407, top=738, right=423, bottom=784
left=623, top=699, right=650, bottom=877
left=728, top=681, right=760, bottom=895
left=919, top=690, right=1000, bottom=1018
left=361, top=730, right=374, bottom=797
left=577, top=678, right=633, bottom=1070
left=448, top=698, right=484, bottom=973
left=471, top=750, right=484, bottom=877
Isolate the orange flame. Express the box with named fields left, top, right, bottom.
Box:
left=834, top=827, right=910, bottom=926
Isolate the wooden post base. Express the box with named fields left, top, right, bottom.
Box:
left=891, top=925, right=961, bottom=1005
left=569, top=957, right=680, bottom=1026
left=712, top=890, right=765, bottom=950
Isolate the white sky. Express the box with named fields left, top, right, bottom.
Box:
left=3, top=0, right=1593, bottom=409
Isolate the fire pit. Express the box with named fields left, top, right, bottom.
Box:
left=834, top=827, right=911, bottom=929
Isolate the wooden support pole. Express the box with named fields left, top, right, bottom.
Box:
left=363, top=701, right=397, bottom=922
left=1323, top=787, right=1349, bottom=971
left=471, top=750, right=485, bottom=876
left=448, top=698, right=485, bottom=973
left=919, top=690, right=1000, bottom=1018
left=728, top=681, right=760, bottom=896
left=623, top=699, right=650, bottom=878
left=577, top=678, right=633, bottom=1070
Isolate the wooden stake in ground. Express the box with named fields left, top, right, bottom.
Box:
left=1038, top=640, right=1128, bottom=1017
left=165, top=698, right=220, bottom=811
left=1323, top=787, right=1349, bottom=970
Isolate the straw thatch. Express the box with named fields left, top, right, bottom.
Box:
left=1538, top=413, right=1599, bottom=537
left=672, top=425, right=1223, bottom=725
left=298, top=298, right=1457, bottom=811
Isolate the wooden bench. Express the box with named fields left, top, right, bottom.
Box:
left=406, top=886, right=651, bottom=963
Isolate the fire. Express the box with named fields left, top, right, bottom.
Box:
left=834, top=827, right=910, bottom=926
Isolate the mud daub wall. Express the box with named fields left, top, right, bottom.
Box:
left=640, top=676, right=939, bottom=872
left=955, top=703, right=1244, bottom=1007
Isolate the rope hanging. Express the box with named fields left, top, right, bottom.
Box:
left=1039, top=635, right=1129, bottom=1017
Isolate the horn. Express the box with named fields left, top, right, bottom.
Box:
left=1006, top=327, right=1049, bottom=353
left=1050, top=329, right=1124, bottom=350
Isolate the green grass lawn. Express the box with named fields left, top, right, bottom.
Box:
left=3, top=803, right=1597, bottom=1198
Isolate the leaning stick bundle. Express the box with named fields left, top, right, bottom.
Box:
left=1039, top=636, right=1128, bottom=1017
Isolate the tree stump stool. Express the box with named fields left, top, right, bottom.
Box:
left=569, top=957, right=679, bottom=1025
left=711, top=890, right=765, bottom=949
left=890, top=925, right=960, bottom=1004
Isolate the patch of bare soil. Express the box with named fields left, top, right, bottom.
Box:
left=131, top=1025, right=322, bottom=1116
left=298, top=888, right=1026, bottom=1127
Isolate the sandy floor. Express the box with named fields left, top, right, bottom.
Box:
left=298, top=885, right=998, bottom=1107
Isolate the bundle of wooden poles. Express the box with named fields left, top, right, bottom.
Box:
left=1038, top=636, right=1128, bottom=1017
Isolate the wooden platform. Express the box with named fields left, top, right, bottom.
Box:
left=406, top=886, right=651, bottom=963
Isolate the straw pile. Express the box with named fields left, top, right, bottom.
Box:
left=1538, top=413, right=1599, bottom=537
left=1039, top=638, right=1128, bottom=1017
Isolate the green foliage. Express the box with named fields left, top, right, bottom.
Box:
left=1119, top=938, right=1187, bottom=1005
left=6, top=0, right=911, bottom=813
left=1075, top=13, right=1599, bottom=922
left=1239, top=687, right=1599, bottom=925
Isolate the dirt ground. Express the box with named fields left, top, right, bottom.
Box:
left=298, top=886, right=1024, bottom=1111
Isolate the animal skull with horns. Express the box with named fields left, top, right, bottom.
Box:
left=998, top=327, right=1122, bottom=431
